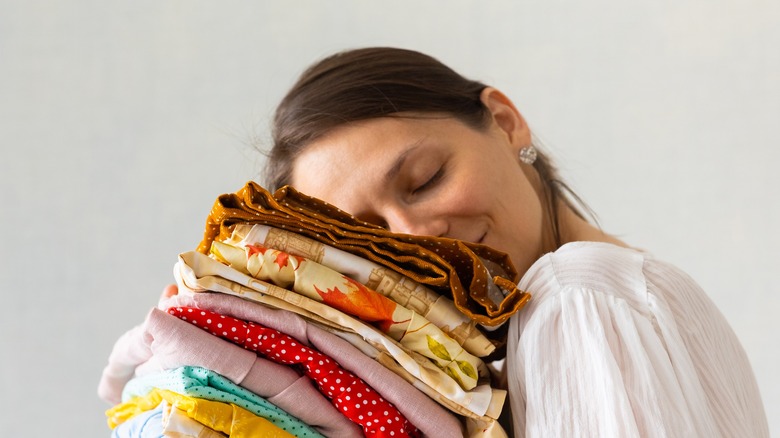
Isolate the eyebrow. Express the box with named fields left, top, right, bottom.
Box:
left=383, top=138, right=426, bottom=184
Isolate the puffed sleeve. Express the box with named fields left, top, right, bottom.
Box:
left=508, top=286, right=718, bottom=437
left=505, top=243, right=768, bottom=438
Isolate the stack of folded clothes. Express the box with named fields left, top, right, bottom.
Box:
left=98, top=182, right=531, bottom=437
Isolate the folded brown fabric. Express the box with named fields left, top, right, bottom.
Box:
left=196, top=182, right=531, bottom=326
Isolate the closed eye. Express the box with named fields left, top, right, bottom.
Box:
left=412, top=166, right=444, bottom=195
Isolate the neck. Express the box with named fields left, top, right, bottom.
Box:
left=556, top=203, right=629, bottom=248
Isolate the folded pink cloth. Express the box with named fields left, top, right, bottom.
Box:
left=98, top=307, right=362, bottom=437
left=162, top=292, right=465, bottom=438
left=168, top=306, right=418, bottom=438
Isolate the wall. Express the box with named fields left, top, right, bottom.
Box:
left=1, top=1, right=777, bottom=435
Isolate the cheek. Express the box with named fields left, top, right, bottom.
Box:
left=507, top=177, right=545, bottom=233
left=444, top=173, right=493, bottom=214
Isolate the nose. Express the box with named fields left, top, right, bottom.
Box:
left=383, top=206, right=448, bottom=237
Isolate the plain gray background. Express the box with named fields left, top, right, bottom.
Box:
left=1, top=1, right=777, bottom=436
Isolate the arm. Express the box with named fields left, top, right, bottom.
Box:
left=506, top=287, right=718, bottom=438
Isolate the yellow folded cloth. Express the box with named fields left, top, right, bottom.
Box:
left=107, top=388, right=294, bottom=438
left=160, top=399, right=227, bottom=438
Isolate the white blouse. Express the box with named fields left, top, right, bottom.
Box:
left=505, top=242, right=768, bottom=437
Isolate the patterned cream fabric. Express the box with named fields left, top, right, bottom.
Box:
left=228, top=224, right=496, bottom=358
left=209, top=239, right=487, bottom=391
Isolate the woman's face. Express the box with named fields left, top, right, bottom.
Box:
left=291, top=91, right=548, bottom=274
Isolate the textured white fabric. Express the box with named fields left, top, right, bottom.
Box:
left=506, top=242, right=768, bottom=438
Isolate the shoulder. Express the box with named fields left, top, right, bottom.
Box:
left=516, top=241, right=698, bottom=321
left=506, top=244, right=770, bottom=437
left=520, top=242, right=649, bottom=303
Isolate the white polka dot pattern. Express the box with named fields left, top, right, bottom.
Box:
left=168, top=306, right=420, bottom=438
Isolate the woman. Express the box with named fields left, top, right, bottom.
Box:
left=258, top=47, right=769, bottom=437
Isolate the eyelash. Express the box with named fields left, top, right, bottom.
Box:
left=412, top=166, right=444, bottom=195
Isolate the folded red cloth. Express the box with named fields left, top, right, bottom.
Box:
left=168, top=306, right=420, bottom=438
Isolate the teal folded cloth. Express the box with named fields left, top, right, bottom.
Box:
left=122, top=365, right=323, bottom=438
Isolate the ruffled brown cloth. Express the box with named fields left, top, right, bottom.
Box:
left=197, top=181, right=531, bottom=326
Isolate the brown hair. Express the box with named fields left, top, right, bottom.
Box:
left=264, top=47, right=592, bottom=247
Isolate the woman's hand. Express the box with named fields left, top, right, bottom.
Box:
left=160, top=284, right=178, bottom=300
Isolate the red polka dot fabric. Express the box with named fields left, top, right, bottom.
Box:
left=168, top=306, right=420, bottom=438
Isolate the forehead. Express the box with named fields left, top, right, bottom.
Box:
left=290, top=116, right=459, bottom=212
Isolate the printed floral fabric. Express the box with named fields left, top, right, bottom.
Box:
left=228, top=223, right=496, bottom=358
left=174, top=250, right=506, bottom=420
left=195, top=182, right=530, bottom=326
left=210, top=239, right=487, bottom=391
left=120, top=366, right=322, bottom=438
left=108, top=388, right=294, bottom=438
left=168, top=306, right=420, bottom=438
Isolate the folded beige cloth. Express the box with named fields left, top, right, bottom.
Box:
left=174, top=250, right=507, bottom=420
left=228, top=224, right=497, bottom=358
left=210, top=238, right=488, bottom=391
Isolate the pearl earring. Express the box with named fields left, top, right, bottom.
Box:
left=518, top=146, right=537, bottom=165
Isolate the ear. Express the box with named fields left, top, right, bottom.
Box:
left=479, top=87, right=532, bottom=149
